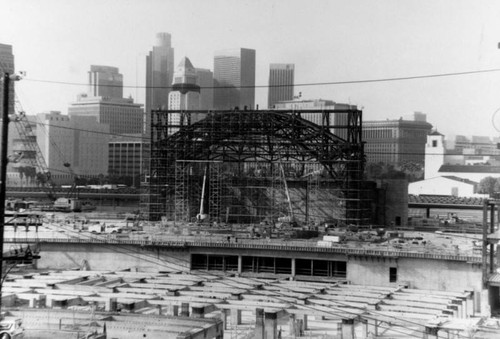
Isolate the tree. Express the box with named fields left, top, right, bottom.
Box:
left=478, top=176, right=500, bottom=197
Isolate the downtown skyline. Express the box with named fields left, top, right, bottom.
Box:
left=1, top=0, right=500, bottom=138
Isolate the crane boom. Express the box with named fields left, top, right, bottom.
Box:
left=11, top=111, right=57, bottom=200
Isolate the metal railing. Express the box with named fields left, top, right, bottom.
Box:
left=3, top=234, right=482, bottom=263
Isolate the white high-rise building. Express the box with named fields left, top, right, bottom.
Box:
left=69, top=95, right=143, bottom=135
left=168, top=57, right=202, bottom=132
left=36, top=111, right=110, bottom=184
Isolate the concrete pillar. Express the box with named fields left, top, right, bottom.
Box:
left=255, top=308, right=265, bottom=339
left=105, top=298, right=117, bottom=312
left=452, top=299, right=463, bottom=318
left=180, top=302, right=189, bottom=317
left=191, top=306, right=204, bottom=318
left=291, top=258, right=296, bottom=279
left=46, top=296, right=54, bottom=308
left=221, top=309, right=229, bottom=330
left=28, top=297, right=36, bottom=308
left=288, top=314, right=296, bottom=336
left=37, top=295, right=46, bottom=308
left=341, top=319, right=355, bottom=339
left=367, top=319, right=378, bottom=337
left=424, top=326, right=439, bottom=339
left=465, top=290, right=474, bottom=317
left=447, top=305, right=458, bottom=317
left=479, top=289, right=490, bottom=316
left=238, top=256, right=243, bottom=275
left=231, top=309, right=242, bottom=326
left=303, top=314, right=308, bottom=330
left=264, top=312, right=278, bottom=339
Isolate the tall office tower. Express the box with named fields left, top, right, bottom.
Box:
left=0, top=43, right=20, bottom=182
left=0, top=43, right=14, bottom=116
left=36, top=111, right=110, bottom=184
left=145, top=32, right=174, bottom=135
left=88, top=65, right=123, bottom=99
left=213, top=48, right=255, bottom=110
left=168, top=57, right=201, bottom=130
left=267, top=63, right=294, bottom=108
left=195, top=68, right=214, bottom=110
left=168, top=57, right=200, bottom=109
left=109, top=134, right=144, bottom=187
left=69, top=94, right=144, bottom=135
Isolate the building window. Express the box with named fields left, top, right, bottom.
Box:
left=432, top=140, right=437, bottom=147
left=389, top=267, right=398, bottom=283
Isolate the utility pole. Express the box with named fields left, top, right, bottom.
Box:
left=0, top=72, right=11, bottom=315
left=0, top=72, right=21, bottom=316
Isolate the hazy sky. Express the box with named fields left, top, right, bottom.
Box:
left=2, top=0, right=500, bottom=138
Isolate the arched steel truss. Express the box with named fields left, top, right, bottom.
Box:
left=143, top=109, right=367, bottom=224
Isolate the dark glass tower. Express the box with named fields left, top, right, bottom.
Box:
left=213, top=48, right=255, bottom=110
left=267, top=63, right=294, bottom=108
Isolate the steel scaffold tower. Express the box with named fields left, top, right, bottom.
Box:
left=143, top=108, right=369, bottom=225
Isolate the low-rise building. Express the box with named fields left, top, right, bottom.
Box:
left=409, top=175, right=481, bottom=197
left=363, top=112, right=432, bottom=167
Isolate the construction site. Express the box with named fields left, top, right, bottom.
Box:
left=141, top=108, right=372, bottom=228
left=3, top=107, right=500, bottom=338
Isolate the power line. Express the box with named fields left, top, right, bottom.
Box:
left=23, top=67, right=500, bottom=90
left=24, top=120, right=500, bottom=157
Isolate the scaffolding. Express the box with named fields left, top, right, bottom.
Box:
left=142, top=108, right=370, bottom=225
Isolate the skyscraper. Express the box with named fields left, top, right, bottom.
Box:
left=168, top=57, right=202, bottom=130
left=168, top=57, right=200, bottom=110
left=68, top=94, right=143, bottom=135
left=145, top=32, right=174, bottom=135
left=268, top=63, right=294, bottom=108
left=213, top=48, right=255, bottom=110
left=88, top=65, right=123, bottom=99
left=195, top=68, right=214, bottom=110
left=37, top=111, right=110, bottom=184
left=0, top=43, right=18, bottom=177
left=0, top=43, right=15, bottom=126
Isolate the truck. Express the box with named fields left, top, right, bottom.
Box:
left=88, top=223, right=103, bottom=233
left=0, top=317, right=25, bottom=338
left=53, top=197, right=82, bottom=212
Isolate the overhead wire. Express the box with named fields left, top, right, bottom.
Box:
left=22, top=67, right=500, bottom=90
left=0, top=42, right=490, bottom=339
left=1, top=59, right=488, bottom=337
left=23, top=119, right=500, bottom=158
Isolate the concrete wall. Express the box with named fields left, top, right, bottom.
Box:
left=397, top=258, right=482, bottom=291
left=37, top=243, right=190, bottom=271
left=37, top=243, right=481, bottom=294
left=347, top=256, right=482, bottom=292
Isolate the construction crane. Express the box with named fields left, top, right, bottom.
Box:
left=10, top=111, right=57, bottom=201
left=63, top=162, right=80, bottom=199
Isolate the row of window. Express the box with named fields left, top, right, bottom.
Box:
left=191, top=254, right=347, bottom=278
left=191, top=254, right=400, bottom=283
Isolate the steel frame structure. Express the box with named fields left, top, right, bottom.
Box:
left=142, top=109, right=368, bottom=225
